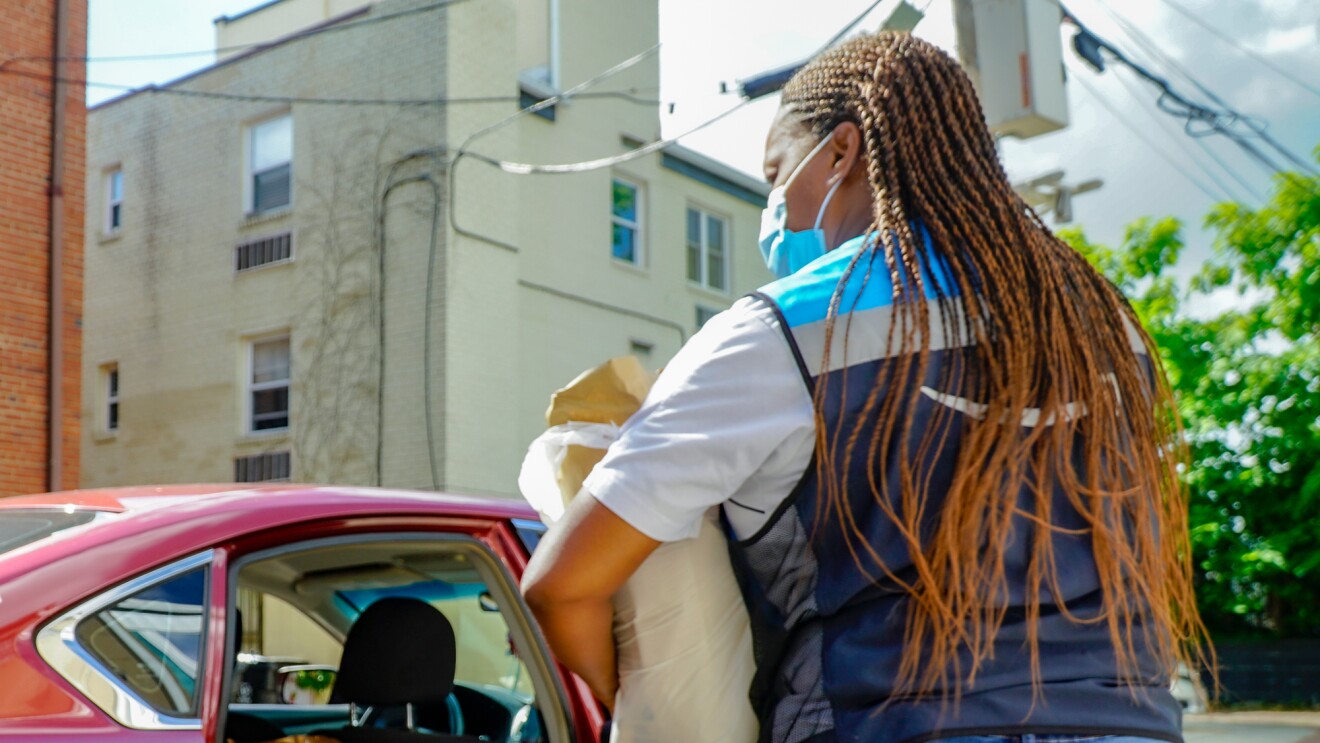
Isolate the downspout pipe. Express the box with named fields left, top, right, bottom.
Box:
left=46, top=0, right=70, bottom=492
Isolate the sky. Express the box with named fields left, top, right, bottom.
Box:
left=87, top=0, right=1320, bottom=281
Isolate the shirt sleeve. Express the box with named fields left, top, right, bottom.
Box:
left=584, top=296, right=815, bottom=542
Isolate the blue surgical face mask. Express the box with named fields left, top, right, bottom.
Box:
left=758, top=135, right=845, bottom=279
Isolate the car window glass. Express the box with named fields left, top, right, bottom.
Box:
left=75, top=566, right=207, bottom=717
left=0, top=509, right=99, bottom=555
left=230, top=540, right=544, bottom=742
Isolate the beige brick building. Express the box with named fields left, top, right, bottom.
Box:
left=82, top=0, right=771, bottom=496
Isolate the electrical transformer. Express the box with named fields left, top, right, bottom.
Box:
left=953, top=0, right=1069, bottom=139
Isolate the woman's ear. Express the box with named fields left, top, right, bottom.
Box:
left=828, top=121, right=865, bottom=185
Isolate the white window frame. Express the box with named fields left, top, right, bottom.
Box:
left=105, top=168, right=123, bottom=235
left=245, top=335, right=290, bottom=435
left=610, top=176, right=645, bottom=267
left=244, top=113, right=293, bottom=216
left=685, top=204, right=731, bottom=293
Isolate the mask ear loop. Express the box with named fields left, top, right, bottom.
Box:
left=814, top=175, right=845, bottom=231
left=784, top=133, right=836, bottom=192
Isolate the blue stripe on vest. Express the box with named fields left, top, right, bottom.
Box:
left=759, top=227, right=957, bottom=330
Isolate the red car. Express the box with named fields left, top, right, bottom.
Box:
left=0, top=485, right=607, bottom=742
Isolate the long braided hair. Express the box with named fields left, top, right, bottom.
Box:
left=779, top=32, right=1206, bottom=698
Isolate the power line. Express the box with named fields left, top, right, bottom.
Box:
left=1, top=0, right=470, bottom=70
left=1088, top=0, right=1318, bottom=178
left=4, top=0, right=665, bottom=110
left=1110, top=69, right=1261, bottom=203
left=463, top=97, right=754, bottom=175
left=459, top=0, right=888, bottom=175
left=1067, top=63, right=1226, bottom=204
left=1082, top=1, right=1264, bottom=202
left=822, top=0, right=889, bottom=50
left=0, top=66, right=663, bottom=108
left=1061, top=3, right=1314, bottom=178
left=1153, top=0, right=1320, bottom=100
left=448, top=43, right=668, bottom=248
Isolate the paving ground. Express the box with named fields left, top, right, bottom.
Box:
left=1185, top=712, right=1320, bottom=743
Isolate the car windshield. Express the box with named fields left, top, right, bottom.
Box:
left=0, top=509, right=101, bottom=556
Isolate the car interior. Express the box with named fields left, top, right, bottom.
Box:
left=221, top=538, right=549, bottom=743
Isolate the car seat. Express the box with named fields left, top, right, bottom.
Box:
left=314, top=597, right=473, bottom=743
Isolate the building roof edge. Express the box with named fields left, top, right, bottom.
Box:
left=91, top=5, right=373, bottom=114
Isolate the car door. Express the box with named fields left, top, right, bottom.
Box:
left=206, top=514, right=592, bottom=743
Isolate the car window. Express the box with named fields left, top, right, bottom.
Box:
left=0, top=509, right=99, bottom=555
left=75, top=566, right=207, bottom=716
left=228, top=539, right=548, bottom=742
left=513, top=518, right=547, bottom=555
left=233, top=591, right=341, bottom=704
left=336, top=585, right=536, bottom=698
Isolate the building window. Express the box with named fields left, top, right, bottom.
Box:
left=629, top=339, right=654, bottom=359
left=248, top=115, right=292, bottom=215
left=106, top=168, right=123, bottom=233
left=611, top=178, right=642, bottom=265
left=105, top=365, right=119, bottom=432
left=686, top=207, right=728, bottom=291
left=236, top=232, right=293, bottom=272
left=696, top=305, right=720, bottom=329
left=234, top=451, right=291, bottom=482
left=248, top=337, right=290, bottom=433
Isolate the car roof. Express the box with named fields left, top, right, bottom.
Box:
left=0, top=483, right=538, bottom=520
left=0, top=483, right=539, bottom=576
left=0, top=485, right=542, bottom=624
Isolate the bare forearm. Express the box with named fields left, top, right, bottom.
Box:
left=529, top=596, right=618, bottom=711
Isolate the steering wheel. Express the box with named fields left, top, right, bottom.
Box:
left=363, top=693, right=464, bottom=735
left=508, top=703, right=544, bottom=743
left=443, top=692, right=465, bottom=736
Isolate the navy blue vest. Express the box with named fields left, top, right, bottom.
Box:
left=727, top=233, right=1182, bottom=743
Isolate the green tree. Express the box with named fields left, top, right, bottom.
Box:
left=1059, top=151, right=1320, bottom=637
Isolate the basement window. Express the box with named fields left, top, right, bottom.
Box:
left=234, top=451, right=291, bottom=483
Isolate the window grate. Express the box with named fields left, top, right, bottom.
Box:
left=234, top=451, right=291, bottom=483
left=236, top=233, right=293, bottom=272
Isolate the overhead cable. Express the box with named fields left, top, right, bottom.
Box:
left=0, top=65, right=662, bottom=108
left=1067, top=65, right=1228, bottom=204
left=457, top=0, right=900, bottom=175
left=1110, top=70, right=1262, bottom=203
left=1153, top=0, right=1320, bottom=100
left=1061, top=3, right=1316, bottom=178
left=461, top=99, right=753, bottom=175
left=1088, top=0, right=1318, bottom=178
left=1, top=0, right=471, bottom=69
left=448, top=43, right=666, bottom=249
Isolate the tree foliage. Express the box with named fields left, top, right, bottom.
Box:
left=1058, top=149, right=1320, bottom=638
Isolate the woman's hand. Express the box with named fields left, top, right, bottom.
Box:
left=521, top=493, right=662, bottom=710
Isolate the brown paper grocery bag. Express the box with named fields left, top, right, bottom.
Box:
left=546, top=356, right=656, bottom=504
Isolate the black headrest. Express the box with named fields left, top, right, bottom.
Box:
left=331, top=597, right=457, bottom=706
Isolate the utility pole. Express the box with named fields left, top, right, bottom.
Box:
left=1013, top=170, right=1103, bottom=223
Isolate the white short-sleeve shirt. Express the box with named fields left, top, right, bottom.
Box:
left=583, top=296, right=816, bottom=542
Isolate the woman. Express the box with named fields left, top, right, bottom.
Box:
left=523, top=32, right=1206, bottom=743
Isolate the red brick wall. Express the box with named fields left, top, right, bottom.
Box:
left=0, top=0, right=86, bottom=494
